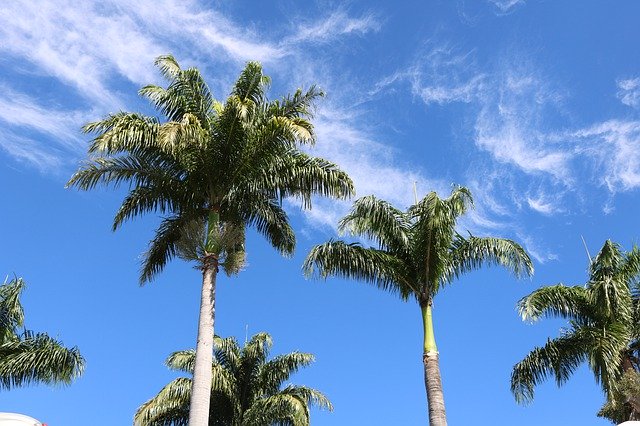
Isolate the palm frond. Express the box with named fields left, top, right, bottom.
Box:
left=0, top=277, right=25, bottom=341
left=83, top=112, right=160, bottom=155
left=304, top=240, right=415, bottom=299
left=338, top=195, right=411, bottom=252
left=258, top=352, right=315, bottom=393
left=517, top=284, right=590, bottom=322
left=0, top=332, right=84, bottom=390
left=140, top=212, right=205, bottom=283
left=448, top=235, right=534, bottom=283
left=511, top=332, right=588, bottom=403
left=166, top=350, right=196, bottom=373
left=135, top=377, right=191, bottom=426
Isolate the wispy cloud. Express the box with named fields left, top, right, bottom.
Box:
left=376, top=43, right=486, bottom=105
left=0, top=85, right=87, bottom=148
left=0, top=130, right=64, bottom=172
left=287, top=10, right=380, bottom=45
left=473, top=67, right=573, bottom=182
left=516, top=232, right=559, bottom=264
left=574, top=119, right=640, bottom=192
left=526, top=193, right=563, bottom=215
left=298, top=102, right=447, bottom=230
left=488, top=0, right=526, bottom=13
left=617, top=78, right=640, bottom=109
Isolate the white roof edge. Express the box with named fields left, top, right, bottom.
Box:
left=0, top=412, right=43, bottom=424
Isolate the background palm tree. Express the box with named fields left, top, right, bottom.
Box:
left=303, top=187, right=533, bottom=426
left=0, top=277, right=84, bottom=390
left=135, top=332, right=332, bottom=426
left=67, top=55, right=352, bottom=426
left=511, top=240, right=640, bottom=423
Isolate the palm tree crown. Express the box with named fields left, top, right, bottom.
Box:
left=511, top=240, right=640, bottom=422
left=135, top=332, right=332, bottom=426
left=305, top=187, right=532, bottom=306
left=304, top=187, right=533, bottom=426
left=0, top=277, right=84, bottom=390
left=68, top=55, right=353, bottom=281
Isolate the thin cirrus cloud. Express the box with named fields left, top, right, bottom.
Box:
left=487, top=0, right=526, bottom=13
left=617, top=78, right=640, bottom=109
left=286, top=10, right=381, bottom=45
left=297, top=102, right=448, bottom=231
left=574, top=119, right=640, bottom=192
left=0, top=0, right=381, bottom=175
left=373, top=43, right=486, bottom=105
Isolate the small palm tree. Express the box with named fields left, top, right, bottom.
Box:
left=511, top=240, right=640, bottom=423
left=0, top=277, right=84, bottom=389
left=68, top=56, right=352, bottom=426
left=304, top=187, right=533, bottom=426
left=135, top=332, right=332, bottom=426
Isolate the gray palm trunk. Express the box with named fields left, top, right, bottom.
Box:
left=422, top=302, right=447, bottom=426
left=188, top=256, right=218, bottom=426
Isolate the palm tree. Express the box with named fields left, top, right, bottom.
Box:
left=135, top=332, right=332, bottom=426
left=511, top=240, right=640, bottom=423
left=303, top=187, right=533, bottom=426
left=0, top=277, right=84, bottom=389
left=67, top=56, right=353, bottom=426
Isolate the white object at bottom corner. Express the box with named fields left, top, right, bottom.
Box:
left=0, top=413, right=44, bottom=426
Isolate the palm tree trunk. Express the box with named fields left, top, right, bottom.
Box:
left=188, top=260, right=217, bottom=426
left=421, top=302, right=447, bottom=426
left=188, top=210, right=220, bottom=426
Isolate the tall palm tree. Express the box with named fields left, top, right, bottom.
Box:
left=511, top=240, right=640, bottom=423
left=0, top=277, right=84, bottom=389
left=67, top=56, right=353, bottom=426
left=303, top=187, right=533, bottom=426
left=135, top=332, right=332, bottom=426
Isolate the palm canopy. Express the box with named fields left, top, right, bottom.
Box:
left=511, top=240, right=640, bottom=421
left=304, top=187, right=533, bottom=304
left=135, top=332, right=332, bottom=426
left=68, top=55, right=353, bottom=281
left=0, top=277, right=84, bottom=390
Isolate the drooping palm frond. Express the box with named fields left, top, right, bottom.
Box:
left=512, top=240, right=640, bottom=420
left=0, top=332, right=84, bottom=390
left=304, top=240, right=415, bottom=299
left=0, top=277, right=25, bottom=342
left=0, top=278, right=84, bottom=391
left=338, top=195, right=411, bottom=252
left=518, top=284, right=591, bottom=323
left=511, top=330, right=589, bottom=404
left=448, top=235, right=533, bottom=283
left=135, top=333, right=331, bottom=426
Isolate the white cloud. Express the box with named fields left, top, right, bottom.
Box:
left=488, top=0, right=525, bottom=13
left=0, top=131, right=64, bottom=172
left=373, top=43, right=486, bottom=105
left=617, top=78, right=640, bottom=108
left=574, top=119, right=640, bottom=191
left=0, top=85, right=87, bottom=148
left=516, top=232, right=558, bottom=264
left=287, top=11, right=380, bottom=45
left=298, top=103, right=448, bottom=231
left=473, top=67, right=573, bottom=182
left=526, top=194, right=561, bottom=215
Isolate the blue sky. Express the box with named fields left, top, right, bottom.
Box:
left=1, top=0, right=640, bottom=424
